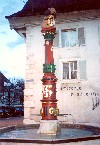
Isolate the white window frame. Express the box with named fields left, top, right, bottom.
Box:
left=59, top=58, right=81, bottom=83
left=63, top=61, right=77, bottom=80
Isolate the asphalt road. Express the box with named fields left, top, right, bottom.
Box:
left=0, top=116, right=24, bottom=128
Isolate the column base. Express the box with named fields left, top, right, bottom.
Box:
left=37, top=120, right=61, bottom=135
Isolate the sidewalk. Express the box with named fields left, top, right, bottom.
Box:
left=0, top=117, right=24, bottom=128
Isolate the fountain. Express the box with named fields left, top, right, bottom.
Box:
left=0, top=8, right=100, bottom=145
left=37, top=7, right=60, bottom=135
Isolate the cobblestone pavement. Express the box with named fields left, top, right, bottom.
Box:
left=0, top=117, right=24, bottom=128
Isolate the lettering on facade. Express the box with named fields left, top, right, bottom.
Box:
left=61, top=84, right=99, bottom=97
left=92, top=97, right=100, bottom=110
left=61, top=83, right=100, bottom=110
left=71, top=92, right=99, bottom=97
left=61, top=85, right=81, bottom=91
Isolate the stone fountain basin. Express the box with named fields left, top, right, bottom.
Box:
left=0, top=124, right=100, bottom=145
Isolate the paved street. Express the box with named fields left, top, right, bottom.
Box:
left=0, top=117, right=24, bottom=128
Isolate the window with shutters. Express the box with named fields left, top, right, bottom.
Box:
left=54, top=27, right=85, bottom=47
left=63, top=61, right=77, bottom=80
left=60, top=59, right=86, bottom=81
left=61, top=29, right=77, bottom=47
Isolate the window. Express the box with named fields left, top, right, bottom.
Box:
left=54, top=27, right=85, bottom=47
left=61, top=29, right=77, bottom=47
left=63, top=61, right=77, bottom=79
left=60, top=60, right=86, bottom=81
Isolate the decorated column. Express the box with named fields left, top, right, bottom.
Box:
left=38, top=8, right=60, bottom=135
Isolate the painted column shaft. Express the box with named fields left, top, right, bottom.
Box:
left=40, top=8, right=59, bottom=120
left=45, top=40, right=54, bottom=64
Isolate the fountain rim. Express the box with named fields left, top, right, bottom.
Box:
left=0, top=123, right=100, bottom=144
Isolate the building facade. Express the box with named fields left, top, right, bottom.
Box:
left=6, top=0, right=100, bottom=124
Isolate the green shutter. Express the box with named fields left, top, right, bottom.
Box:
left=79, top=60, right=86, bottom=80
left=53, top=30, right=59, bottom=47
left=78, top=28, right=85, bottom=46
left=98, top=25, right=100, bottom=44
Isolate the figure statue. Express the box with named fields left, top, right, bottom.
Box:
left=41, top=8, right=56, bottom=31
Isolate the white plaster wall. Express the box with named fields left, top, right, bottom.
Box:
left=55, top=20, right=100, bottom=124
left=24, top=26, right=44, bottom=123
left=24, top=18, right=100, bottom=124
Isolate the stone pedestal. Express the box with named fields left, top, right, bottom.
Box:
left=37, top=120, right=61, bottom=135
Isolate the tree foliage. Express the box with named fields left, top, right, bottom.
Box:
left=0, top=78, right=25, bottom=107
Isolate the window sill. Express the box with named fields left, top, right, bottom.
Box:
left=54, top=45, right=86, bottom=49
left=60, top=79, right=81, bottom=84
left=54, top=45, right=80, bottom=50
left=60, top=79, right=87, bottom=84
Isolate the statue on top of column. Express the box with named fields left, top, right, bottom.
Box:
left=41, top=8, right=56, bottom=31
